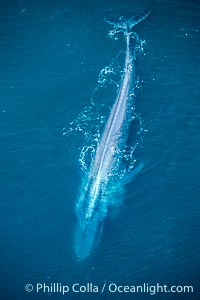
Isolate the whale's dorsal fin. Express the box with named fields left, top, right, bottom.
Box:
left=105, top=10, right=151, bottom=32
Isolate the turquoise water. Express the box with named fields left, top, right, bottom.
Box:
left=0, top=0, right=200, bottom=299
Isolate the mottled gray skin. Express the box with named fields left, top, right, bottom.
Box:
left=85, top=33, right=134, bottom=218
left=75, top=11, right=150, bottom=260
left=75, top=33, right=135, bottom=260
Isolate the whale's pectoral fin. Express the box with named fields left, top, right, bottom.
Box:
left=122, top=162, right=144, bottom=185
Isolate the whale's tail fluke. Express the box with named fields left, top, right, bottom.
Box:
left=104, top=9, right=151, bottom=32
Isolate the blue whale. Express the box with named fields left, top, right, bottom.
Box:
left=75, top=11, right=150, bottom=260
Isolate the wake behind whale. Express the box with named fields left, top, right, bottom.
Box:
left=75, top=11, right=150, bottom=260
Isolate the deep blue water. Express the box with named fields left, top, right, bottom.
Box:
left=0, top=0, right=200, bottom=299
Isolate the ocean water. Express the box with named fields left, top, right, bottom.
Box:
left=0, top=0, right=200, bottom=299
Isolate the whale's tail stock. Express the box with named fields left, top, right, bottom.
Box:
left=104, top=9, right=151, bottom=33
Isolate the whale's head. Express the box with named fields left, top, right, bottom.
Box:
left=74, top=212, right=104, bottom=261
left=74, top=179, right=108, bottom=260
